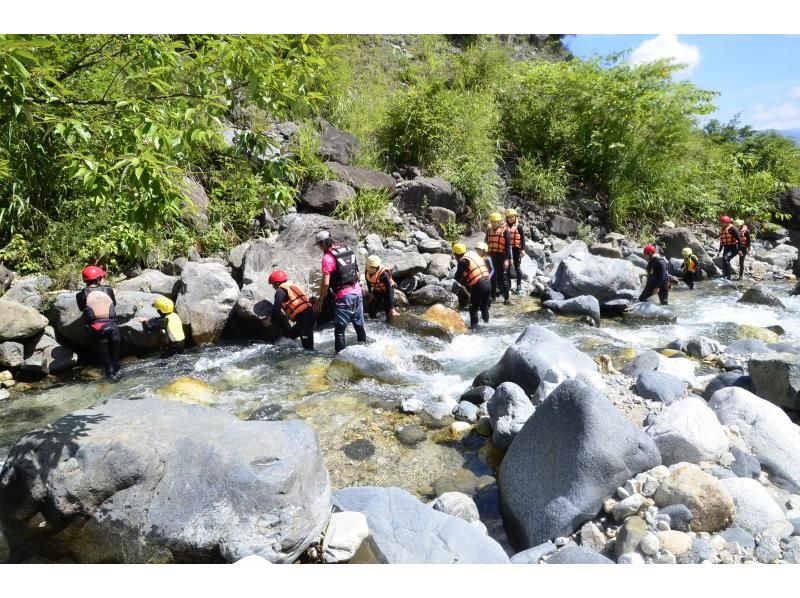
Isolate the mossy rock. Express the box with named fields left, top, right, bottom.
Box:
left=659, top=348, right=686, bottom=359
left=422, top=304, right=468, bottom=334
left=157, top=376, right=215, bottom=405
left=737, top=324, right=780, bottom=344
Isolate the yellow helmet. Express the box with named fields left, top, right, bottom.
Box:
left=734, top=219, right=744, bottom=226
left=506, top=208, right=518, bottom=217
left=367, top=255, right=382, bottom=269
left=452, top=243, right=467, bottom=256
left=475, top=241, right=489, bottom=252
left=489, top=212, right=502, bottom=223
left=154, top=296, right=174, bottom=314
left=681, top=247, right=693, bottom=257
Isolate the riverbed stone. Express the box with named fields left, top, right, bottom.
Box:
left=459, top=386, right=494, bottom=406
left=635, top=371, right=686, bottom=405
left=552, top=253, right=640, bottom=302
left=431, top=492, right=481, bottom=526
left=646, top=396, right=729, bottom=465
left=754, top=535, right=782, bottom=563
left=116, top=269, right=181, bottom=298
left=653, top=463, right=735, bottom=533
left=702, top=372, right=753, bottom=399
left=499, top=379, right=661, bottom=550
left=748, top=352, right=800, bottom=410
left=395, top=425, right=426, bottom=446
left=423, top=304, right=467, bottom=334
left=738, top=284, right=785, bottom=308
left=729, top=445, right=762, bottom=479
left=657, top=227, right=717, bottom=278
left=321, top=511, right=369, bottom=564
left=175, top=262, right=239, bottom=344
left=487, top=382, right=535, bottom=450
left=622, top=302, right=677, bottom=323
left=390, top=313, right=453, bottom=342
left=545, top=545, right=615, bottom=564
left=426, top=253, right=453, bottom=278
left=473, top=324, right=603, bottom=403
left=709, top=387, right=800, bottom=493
left=720, top=478, right=791, bottom=536
left=613, top=493, right=645, bottom=521
left=410, top=284, right=458, bottom=309
left=333, top=486, right=508, bottom=563
left=543, top=295, right=600, bottom=325
left=659, top=504, right=693, bottom=532
left=0, top=300, right=49, bottom=342
left=0, top=397, right=332, bottom=563
left=2, top=275, right=53, bottom=311
left=756, top=243, right=798, bottom=270
left=0, top=341, right=24, bottom=369
left=510, top=541, right=557, bottom=564
left=622, top=350, right=661, bottom=377
left=20, top=331, right=77, bottom=375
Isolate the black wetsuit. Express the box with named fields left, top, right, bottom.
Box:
left=76, top=285, right=121, bottom=379
left=639, top=256, right=670, bottom=305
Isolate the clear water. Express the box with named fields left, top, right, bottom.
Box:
left=1, top=278, right=798, bottom=558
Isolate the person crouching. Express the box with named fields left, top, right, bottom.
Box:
left=140, top=296, right=186, bottom=358
left=365, top=255, right=400, bottom=323
left=268, top=270, right=316, bottom=350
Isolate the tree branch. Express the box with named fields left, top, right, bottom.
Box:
left=56, top=38, right=117, bottom=82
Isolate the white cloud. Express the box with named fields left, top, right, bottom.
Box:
left=629, top=34, right=701, bottom=77
left=791, top=86, right=800, bottom=99
left=749, top=102, right=800, bottom=131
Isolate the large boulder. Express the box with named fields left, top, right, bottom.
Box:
left=232, top=279, right=277, bottom=341
left=175, top=262, right=239, bottom=344
left=0, top=300, right=49, bottom=342
left=332, top=486, right=509, bottom=563
left=646, top=397, right=729, bottom=465
left=656, top=227, right=717, bottom=278
left=316, top=120, right=359, bottom=165
left=394, top=177, right=466, bottom=217
left=547, top=215, right=580, bottom=238
left=738, top=284, right=785, bottom=308
left=487, top=382, right=535, bottom=450
left=328, top=342, right=409, bottom=384
left=748, top=352, right=800, bottom=410
left=720, top=478, right=792, bottom=537
left=325, top=162, right=396, bottom=193
left=381, top=251, right=428, bottom=282
left=426, top=253, right=453, bottom=278
left=498, top=379, right=661, bottom=550
left=20, top=329, right=77, bottom=375
left=116, top=269, right=181, bottom=298
left=708, top=387, right=800, bottom=494
left=298, top=180, right=356, bottom=214
left=0, top=398, right=331, bottom=563
left=702, top=372, right=753, bottom=400
left=653, top=463, right=735, bottom=532
left=2, top=275, right=53, bottom=311
left=542, top=295, right=600, bottom=326
left=547, top=240, right=588, bottom=275
left=48, top=290, right=164, bottom=354
left=410, top=284, right=458, bottom=309
left=389, top=313, right=453, bottom=343
left=422, top=304, right=467, bottom=334
left=756, top=244, right=798, bottom=270
left=551, top=253, right=640, bottom=302
left=473, top=325, right=603, bottom=403
left=622, top=302, right=677, bottom=323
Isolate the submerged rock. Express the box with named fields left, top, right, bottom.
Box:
left=622, top=302, right=677, bottom=323
left=390, top=312, right=453, bottom=343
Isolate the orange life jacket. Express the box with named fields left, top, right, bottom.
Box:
left=487, top=224, right=507, bottom=254
left=739, top=225, right=750, bottom=249
left=366, top=266, right=393, bottom=293
left=684, top=255, right=698, bottom=273
left=279, top=282, right=311, bottom=321
left=461, top=253, right=490, bottom=287
left=720, top=224, right=738, bottom=247
left=507, top=222, right=523, bottom=249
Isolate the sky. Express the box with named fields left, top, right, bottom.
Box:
left=565, top=35, right=800, bottom=132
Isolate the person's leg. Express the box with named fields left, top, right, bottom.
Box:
left=298, top=310, right=315, bottom=350
left=381, top=293, right=392, bottom=321
left=349, top=294, right=367, bottom=343
left=638, top=283, right=655, bottom=303
left=479, top=280, right=491, bottom=322
left=722, top=248, right=735, bottom=279
left=334, top=298, right=348, bottom=353
left=501, top=258, right=510, bottom=303
left=490, top=254, right=501, bottom=300
left=108, top=324, right=121, bottom=375
left=368, top=295, right=378, bottom=319
left=738, top=250, right=747, bottom=279
left=469, top=286, right=480, bottom=329
left=683, top=273, right=694, bottom=290
left=659, top=286, right=669, bottom=305
left=513, top=247, right=522, bottom=290
left=93, top=332, right=114, bottom=378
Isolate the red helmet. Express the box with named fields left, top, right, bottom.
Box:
left=720, top=215, right=731, bottom=224
left=268, top=269, right=287, bottom=284
left=81, top=265, right=106, bottom=282
left=643, top=244, right=657, bottom=256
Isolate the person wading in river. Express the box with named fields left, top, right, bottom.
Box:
left=639, top=244, right=670, bottom=305
left=680, top=247, right=700, bottom=290
left=717, top=215, right=742, bottom=281
left=312, top=230, right=366, bottom=353
left=267, top=269, right=316, bottom=351
left=138, top=296, right=186, bottom=358
left=364, top=255, right=400, bottom=323
left=76, top=265, right=122, bottom=381
left=485, top=212, right=512, bottom=305
left=735, top=218, right=751, bottom=280
left=453, top=242, right=491, bottom=329
left=504, top=208, right=526, bottom=294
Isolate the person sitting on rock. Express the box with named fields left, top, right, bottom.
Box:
left=485, top=212, right=511, bottom=305
left=735, top=218, right=751, bottom=280
left=681, top=247, right=699, bottom=290
left=453, top=242, right=491, bottom=329
left=717, top=215, right=742, bottom=280
left=639, top=244, right=670, bottom=305
left=505, top=208, right=526, bottom=294
left=268, top=269, right=316, bottom=350
left=139, top=296, right=186, bottom=358
left=364, top=255, right=400, bottom=323
left=76, top=265, right=122, bottom=381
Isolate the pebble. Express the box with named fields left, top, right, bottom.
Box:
left=616, top=486, right=631, bottom=499
left=710, top=535, right=728, bottom=552
left=637, top=473, right=659, bottom=497
left=0, top=370, right=13, bottom=382
left=603, top=498, right=617, bottom=513
left=1, top=379, right=15, bottom=388
left=617, top=552, right=645, bottom=564
left=754, top=535, right=782, bottom=563
left=624, top=479, right=642, bottom=496
left=652, top=549, right=677, bottom=564
left=649, top=465, right=670, bottom=481
left=579, top=522, right=607, bottom=553
left=656, top=520, right=670, bottom=531
left=640, top=532, right=660, bottom=555
left=554, top=537, right=570, bottom=547
left=613, top=493, right=645, bottom=521
left=782, top=537, right=800, bottom=564
left=395, top=425, right=427, bottom=447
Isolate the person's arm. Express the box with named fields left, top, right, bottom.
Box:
left=315, top=273, right=331, bottom=313
left=381, top=271, right=396, bottom=311
left=518, top=224, right=526, bottom=255
left=485, top=257, right=494, bottom=278
left=142, top=316, right=165, bottom=331
left=76, top=290, right=86, bottom=311
left=271, top=288, right=287, bottom=322
left=454, top=258, right=468, bottom=285
left=504, top=229, right=512, bottom=262
left=107, top=287, right=116, bottom=305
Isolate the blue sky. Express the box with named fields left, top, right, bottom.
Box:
left=565, top=35, right=800, bottom=131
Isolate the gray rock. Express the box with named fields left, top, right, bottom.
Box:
left=613, top=493, right=646, bottom=521
left=411, top=354, right=442, bottom=374
left=754, top=535, right=782, bottom=563
left=499, top=379, right=661, bottom=549
left=455, top=401, right=479, bottom=423
left=721, top=526, right=756, bottom=551
left=541, top=288, right=565, bottom=302
left=702, top=372, right=753, bottom=400
left=748, top=352, right=800, bottom=410
left=681, top=336, right=723, bottom=358
left=394, top=177, right=466, bottom=217
left=783, top=537, right=800, bottom=563
left=460, top=386, right=494, bottom=406
left=725, top=339, right=772, bottom=355
left=646, top=396, right=728, bottom=465
left=542, top=295, right=600, bottom=325
left=232, top=279, right=276, bottom=341
left=617, top=552, right=646, bottom=564
left=0, top=300, right=49, bottom=342
left=395, top=425, right=426, bottom=446
left=333, top=486, right=508, bottom=563
left=299, top=180, right=356, bottom=214
left=710, top=387, right=800, bottom=494
left=426, top=254, right=453, bottom=279
left=487, top=382, right=535, bottom=450
left=473, top=325, right=603, bottom=403
left=738, top=284, right=785, bottom=308
left=317, top=120, right=359, bottom=165
left=426, top=206, right=457, bottom=226
left=410, top=284, right=457, bottom=309
left=623, top=302, right=677, bottom=323
left=636, top=371, right=686, bottom=405
left=660, top=504, right=693, bottom=532
left=552, top=254, right=641, bottom=302
left=330, top=344, right=408, bottom=385
left=729, top=446, right=762, bottom=479
left=325, top=162, right=395, bottom=192
left=789, top=512, right=800, bottom=535
left=364, top=234, right=384, bottom=254
left=0, top=398, right=331, bottom=563
left=510, top=541, right=557, bottom=564
left=590, top=242, right=623, bottom=259
left=322, top=511, right=369, bottom=564
left=720, top=478, right=791, bottom=536
left=623, top=350, right=661, bottom=377
left=756, top=243, right=798, bottom=270
left=677, top=537, right=712, bottom=564
left=547, top=215, right=580, bottom=238
left=116, top=269, right=181, bottom=298
left=656, top=227, right=718, bottom=278
left=20, top=331, right=77, bottom=374
left=0, top=341, right=24, bottom=369
left=227, top=242, right=251, bottom=273
left=545, top=545, right=615, bottom=564
left=615, top=516, right=648, bottom=556
left=382, top=251, right=428, bottom=281
left=431, top=492, right=481, bottom=525
left=547, top=240, right=589, bottom=274
left=0, top=263, right=14, bottom=291
left=601, top=298, right=632, bottom=316
left=2, top=275, right=53, bottom=310
left=175, top=262, right=239, bottom=344
left=417, top=239, right=444, bottom=254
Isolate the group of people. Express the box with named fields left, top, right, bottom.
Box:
left=638, top=214, right=752, bottom=305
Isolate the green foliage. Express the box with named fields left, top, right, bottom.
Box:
left=513, top=155, right=571, bottom=206
left=0, top=234, right=40, bottom=274
left=439, top=221, right=465, bottom=244
left=575, top=223, right=597, bottom=244
left=332, top=188, right=396, bottom=236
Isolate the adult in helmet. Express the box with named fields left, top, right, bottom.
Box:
left=474, top=241, right=495, bottom=300
left=268, top=269, right=316, bottom=350
left=453, top=243, right=491, bottom=329
left=312, top=230, right=366, bottom=353
left=680, top=247, right=699, bottom=290
left=485, top=212, right=511, bottom=304
left=504, top=208, right=527, bottom=294
left=364, top=255, right=399, bottom=323
left=76, top=265, right=121, bottom=380
left=638, top=244, right=670, bottom=305
left=735, top=218, right=751, bottom=280
left=139, top=296, right=186, bottom=358
left=717, top=215, right=742, bottom=280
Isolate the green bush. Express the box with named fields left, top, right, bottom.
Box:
left=332, top=188, right=396, bottom=237
left=513, top=155, right=571, bottom=206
